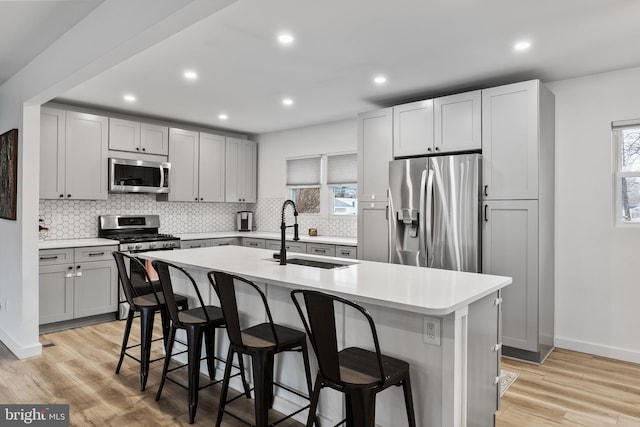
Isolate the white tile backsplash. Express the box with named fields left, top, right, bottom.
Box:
left=39, top=196, right=356, bottom=240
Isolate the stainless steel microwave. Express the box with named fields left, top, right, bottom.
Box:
left=108, top=158, right=170, bottom=193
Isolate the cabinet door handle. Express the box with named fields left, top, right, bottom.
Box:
left=385, top=205, right=389, bottom=220
left=142, top=147, right=146, bottom=152
left=88, top=252, right=104, bottom=256
left=427, top=147, right=432, bottom=152
left=59, top=194, right=64, bottom=198
left=76, top=266, right=82, bottom=277
left=219, top=243, right=229, bottom=246
left=493, top=343, right=502, bottom=352
left=67, top=194, right=71, bottom=198
left=314, top=249, right=326, bottom=254
left=494, top=297, right=503, bottom=306
left=434, top=146, right=440, bottom=152
left=65, top=266, right=74, bottom=278
left=40, top=255, right=58, bottom=260
left=136, top=147, right=140, bottom=151
left=484, top=205, right=488, bottom=222
left=484, top=185, right=488, bottom=197
left=340, top=251, right=350, bottom=255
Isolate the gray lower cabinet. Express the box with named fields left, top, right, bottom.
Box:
left=265, top=240, right=306, bottom=254
left=39, top=245, right=118, bottom=325
left=358, top=201, right=389, bottom=262
left=307, top=243, right=335, bottom=257
left=467, top=291, right=501, bottom=426
left=181, top=239, right=211, bottom=249
left=335, top=245, right=357, bottom=259
left=211, top=237, right=239, bottom=247
left=242, top=238, right=266, bottom=249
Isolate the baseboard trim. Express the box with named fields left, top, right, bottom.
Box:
left=0, top=328, right=42, bottom=359
left=555, top=337, right=640, bottom=364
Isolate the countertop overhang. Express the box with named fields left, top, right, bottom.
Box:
left=139, top=246, right=511, bottom=316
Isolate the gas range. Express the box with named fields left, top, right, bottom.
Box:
left=98, top=215, right=180, bottom=252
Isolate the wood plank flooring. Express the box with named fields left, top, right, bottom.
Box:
left=498, top=349, right=640, bottom=426
left=1, top=319, right=640, bottom=426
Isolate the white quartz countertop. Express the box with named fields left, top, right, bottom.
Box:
left=139, top=246, right=511, bottom=316
left=175, top=231, right=357, bottom=246
left=39, top=238, right=117, bottom=249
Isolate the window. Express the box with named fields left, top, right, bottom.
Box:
left=614, top=120, right=640, bottom=223
left=287, top=156, right=321, bottom=214
left=327, top=153, right=357, bottom=216
left=286, top=152, right=357, bottom=216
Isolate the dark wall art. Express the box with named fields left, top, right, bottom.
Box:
left=0, top=129, right=18, bottom=220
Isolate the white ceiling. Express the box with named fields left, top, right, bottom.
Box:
left=7, top=0, right=640, bottom=135
left=0, top=0, right=103, bottom=85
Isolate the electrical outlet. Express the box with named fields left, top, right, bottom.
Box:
left=423, top=316, right=441, bottom=345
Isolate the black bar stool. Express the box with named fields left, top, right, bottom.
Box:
left=112, top=251, right=189, bottom=391
left=153, top=260, right=249, bottom=424
left=291, top=289, right=417, bottom=427
left=208, top=270, right=313, bottom=427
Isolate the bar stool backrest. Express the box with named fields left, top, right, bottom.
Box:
left=208, top=271, right=279, bottom=350
left=152, top=260, right=210, bottom=328
left=113, top=251, right=161, bottom=306
left=291, top=289, right=386, bottom=387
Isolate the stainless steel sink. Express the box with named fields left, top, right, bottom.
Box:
left=267, top=256, right=357, bottom=269
left=286, top=258, right=356, bottom=269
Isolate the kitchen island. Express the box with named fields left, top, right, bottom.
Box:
left=140, top=246, right=511, bottom=427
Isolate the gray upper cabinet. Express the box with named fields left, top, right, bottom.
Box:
left=434, top=90, right=482, bottom=153
left=40, top=110, right=108, bottom=200
left=168, top=128, right=199, bottom=202
left=168, top=129, right=225, bottom=202
left=393, top=100, right=434, bottom=157
left=40, top=107, right=66, bottom=200
left=358, top=108, right=393, bottom=202
left=225, top=137, right=257, bottom=203
left=109, top=118, right=169, bottom=156
left=199, top=132, right=226, bottom=202
left=482, top=80, right=541, bottom=200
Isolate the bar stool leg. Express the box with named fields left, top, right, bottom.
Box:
left=156, top=324, right=176, bottom=401
left=237, top=353, right=251, bottom=398
left=402, top=375, right=417, bottom=427
left=301, top=340, right=314, bottom=397
left=252, top=351, right=274, bottom=427
left=306, top=373, right=322, bottom=427
left=347, top=389, right=376, bottom=427
left=215, top=346, right=236, bottom=427
left=204, top=326, right=217, bottom=380
left=187, top=325, right=204, bottom=424
left=115, top=307, right=135, bottom=374
left=139, top=306, right=156, bottom=391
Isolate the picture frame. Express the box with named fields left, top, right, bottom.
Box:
left=0, top=128, right=18, bottom=221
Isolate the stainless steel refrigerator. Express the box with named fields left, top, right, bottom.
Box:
left=388, top=153, right=481, bottom=272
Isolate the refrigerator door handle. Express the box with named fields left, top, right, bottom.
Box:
left=419, top=169, right=428, bottom=266
left=425, top=169, right=435, bottom=267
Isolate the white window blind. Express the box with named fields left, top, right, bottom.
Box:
left=327, top=153, right=357, bottom=184
left=287, top=156, right=321, bottom=186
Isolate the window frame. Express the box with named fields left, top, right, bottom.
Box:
left=285, top=151, right=357, bottom=218
left=613, top=121, right=640, bottom=226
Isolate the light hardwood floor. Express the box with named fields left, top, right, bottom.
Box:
left=2, top=319, right=640, bottom=426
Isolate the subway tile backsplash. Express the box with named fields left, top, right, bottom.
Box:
left=39, top=195, right=357, bottom=240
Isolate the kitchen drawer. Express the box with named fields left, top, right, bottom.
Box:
left=74, top=246, right=117, bottom=263
left=266, top=240, right=307, bottom=254
left=243, top=238, right=266, bottom=249
left=211, top=237, right=240, bottom=247
left=335, top=245, right=357, bottom=259
left=39, top=248, right=74, bottom=266
left=307, top=243, right=336, bottom=257
left=181, top=239, right=211, bottom=249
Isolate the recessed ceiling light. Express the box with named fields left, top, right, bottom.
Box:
left=282, top=97, right=294, bottom=106
left=218, top=113, right=228, bottom=120
left=123, top=94, right=136, bottom=102
left=513, top=41, right=531, bottom=51
left=277, top=33, right=294, bottom=45
left=184, top=70, right=198, bottom=80
left=374, top=75, right=387, bottom=85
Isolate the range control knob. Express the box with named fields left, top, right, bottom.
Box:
left=148, top=243, right=156, bottom=249
left=134, top=243, right=142, bottom=250
left=127, top=244, right=135, bottom=251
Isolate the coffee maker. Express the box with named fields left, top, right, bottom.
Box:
left=237, top=211, right=254, bottom=231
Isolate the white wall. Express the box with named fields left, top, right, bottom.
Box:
left=256, top=118, right=357, bottom=198
left=548, top=66, right=640, bottom=362
left=0, top=0, right=237, bottom=359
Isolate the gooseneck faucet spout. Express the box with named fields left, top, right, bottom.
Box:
left=280, top=199, right=299, bottom=265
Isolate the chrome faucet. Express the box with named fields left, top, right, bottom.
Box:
left=280, top=199, right=300, bottom=265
